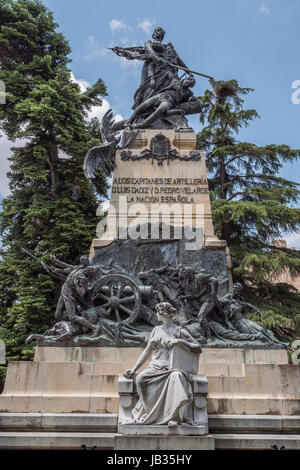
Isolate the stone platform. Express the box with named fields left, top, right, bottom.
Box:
left=0, top=413, right=299, bottom=449
left=118, top=423, right=207, bottom=436
left=0, top=347, right=299, bottom=416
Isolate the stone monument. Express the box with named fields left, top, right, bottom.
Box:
left=19, top=25, right=287, bottom=351
left=0, top=26, right=298, bottom=451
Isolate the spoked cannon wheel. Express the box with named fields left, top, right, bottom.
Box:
left=91, top=274, right=142, bottom=324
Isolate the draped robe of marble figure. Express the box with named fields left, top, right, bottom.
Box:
left=124, top=302, right=202, bottom=426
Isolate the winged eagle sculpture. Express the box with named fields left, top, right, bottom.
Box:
left=83, top=109, right=138, bottom=180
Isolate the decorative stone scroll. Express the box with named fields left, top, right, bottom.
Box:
left=120, top=134, right=201, bottom=166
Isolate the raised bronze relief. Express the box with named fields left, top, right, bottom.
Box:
left=120, top=134, right=201, bottom=166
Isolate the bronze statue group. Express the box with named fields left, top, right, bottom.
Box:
left=25, top=252, right=287, bottom=349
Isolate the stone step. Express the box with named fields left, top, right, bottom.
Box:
left=0, top=431, right=217, bottom=450
left=213, top=433, right=300, bottom=450
left=1, top=413, right=299, bottom=435
left=0, top=431, right=299, bottom=450
left=0, top=413, right=118, bottom=432
left=208, top=414, right=300, bottom=434
left=0, top=432, right=115, bottom=450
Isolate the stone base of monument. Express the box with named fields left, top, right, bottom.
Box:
left=0, top=347, right=299, bottom=416
left=0, top=346, right=299, bottom=449
left=0, top=412, right=300, bottom=449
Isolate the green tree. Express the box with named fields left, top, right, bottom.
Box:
left=0, top=0, right=107, bottom=388
left=198, top=79, right=300, bottom=340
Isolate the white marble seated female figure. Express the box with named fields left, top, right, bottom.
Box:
left=125, top=302, right=202, bottom=427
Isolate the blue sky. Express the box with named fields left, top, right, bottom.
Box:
left=1, top=0, right=300, bottom=247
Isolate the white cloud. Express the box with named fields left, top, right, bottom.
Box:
left=84, top=35, right=108, bottom=61
left=87, top=97, right=123, bottom=122
left=137, top=18, right=155, bottom=35
left=84, top=37, right=141, bottom=79
left=285, top=232, right=300, bottom=250
left=259, top=2, right=271, bottom=14
left=70, top=72, right=90, bottom=93
left=84, top=48, right=107, bottom=61
left=71, top=73, right=123, bottom=122
left=109, top=19, right=132, bottom=33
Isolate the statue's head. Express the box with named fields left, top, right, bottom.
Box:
left=74, top=272, right=88, bottom=297
left=152, top=27, right=165, bottom=42
left=233, top=282, right=243, bottom=295
left=183, top=75, right=196, bottom=89
left=79, top=255, right=89, bottom=267
left=182, top=266, right=196, bottom=279
left=155, top=302, right=176, bottom=319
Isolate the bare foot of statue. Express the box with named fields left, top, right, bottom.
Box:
left=181, top=418, right=195, bottom=427
left=168, top=420, right=178, bottom=427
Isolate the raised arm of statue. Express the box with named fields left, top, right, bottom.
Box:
left=240, top=300, right=261, bottom=317
left=109, top=46, right=146, bottom=61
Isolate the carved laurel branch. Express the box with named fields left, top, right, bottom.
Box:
left=120, top=149, right=201, bottom=166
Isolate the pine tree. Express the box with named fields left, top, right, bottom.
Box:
left=0, top=0, right=107, bottom=387
left=198, top=79, right=300, bottom=340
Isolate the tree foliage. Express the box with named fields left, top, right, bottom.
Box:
left=198, top=79, right=300, bottom=340
left=0, top=0, right=108, bottom=388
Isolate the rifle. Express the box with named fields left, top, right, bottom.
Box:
left=108, top=47, right=213, bottom=80
left=21, top=248, right=66, bottom=282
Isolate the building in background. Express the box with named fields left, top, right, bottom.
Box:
left=272, top=240, right=300, bottom=291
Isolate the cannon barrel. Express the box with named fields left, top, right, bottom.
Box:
left=97, top=285, right=153, bottom=295
left=138, top=285, right=153, bottom=296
